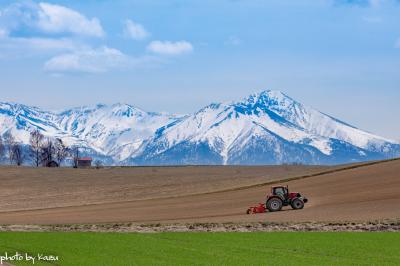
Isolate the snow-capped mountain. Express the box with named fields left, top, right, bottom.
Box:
left=0, top=90, right=399, bottom=165
left=55, top=104, right=181, bottom=161
left=0, top=102, right=181, bottom=162
left=130, top=90, right=399, bottom=165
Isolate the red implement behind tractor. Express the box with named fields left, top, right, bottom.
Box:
left=246, top=203, right=266, bottom=214
left=246, top=185, right=308, bottom=214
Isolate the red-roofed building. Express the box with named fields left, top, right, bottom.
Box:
left=77, top=157, right=92, bottom=168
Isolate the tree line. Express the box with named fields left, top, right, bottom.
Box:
left=0, top=130, right=81, bottom=167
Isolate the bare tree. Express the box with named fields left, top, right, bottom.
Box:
left=11, top=143, right=24, bottom=166
left=41, top=137, right=55, bottom=167
left=2, top=132, right=24, bottom=166
left=29, top=129, right=44, bottom=167
left=55, top=138, right=67, bottom=166
left=0, top=136, right=4, bottom=163
left=3, top=132, right=16, bottom=164
left=71, top=146, right=80, bottom=168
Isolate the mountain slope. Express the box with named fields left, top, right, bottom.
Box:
left=0, top=90, right=398, bottom=165
left=55, top=103, right=181, bottom=161
left=0, top=102, right=181, bottom=162
left=131, top=91, right=398, bottom=165
left=0, top=102, right=64, bottom=142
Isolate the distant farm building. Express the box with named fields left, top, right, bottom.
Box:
left=77, top=157, right=92, bottom=168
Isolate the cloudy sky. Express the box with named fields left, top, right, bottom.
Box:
left=0, top=0, right=399, bottom=139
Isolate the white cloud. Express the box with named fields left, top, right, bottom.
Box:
left=44, top=46, right=164, bottom=74
left=0, top=1, right=105, bottom=37
left=0, top=2, right=190, bottom=73
left=0, top=35, right=85, bottom=59
left=147, top=41, right=193, bottom=55
left=15, top=37, right=81, bottom=51
left=123, top=19, right=149, bottom=40
left=37, top=3, right=105, bottom=37
left=0, top=2, right=106, bottom=63
left=44, top=46, right=128, bottom=73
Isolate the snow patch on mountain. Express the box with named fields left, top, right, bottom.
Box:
left=0, top=90, right=398, bottom=165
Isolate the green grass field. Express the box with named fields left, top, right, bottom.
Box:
left=0, top=232, right=399, bottom=265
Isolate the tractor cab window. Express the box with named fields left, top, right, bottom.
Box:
left=273, top=187, right=287, bottom=196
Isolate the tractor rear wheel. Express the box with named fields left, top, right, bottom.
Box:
left=266, top=198, right=283, bottom=212
left=291, top=198, right=304, bottom=210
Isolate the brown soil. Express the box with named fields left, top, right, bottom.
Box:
left=0, top=164, right=328, bottom=212
left=0, top=159, right=399, bottom=225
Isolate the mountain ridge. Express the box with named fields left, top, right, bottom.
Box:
left=0, top=90, right=398, bottom=165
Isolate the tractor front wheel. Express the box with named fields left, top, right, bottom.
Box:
left=266, top=198, right=283, bottom=212
left=291, top=198, right=304, bottom=210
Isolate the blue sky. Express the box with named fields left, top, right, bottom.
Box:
left=0, top=0, right=399, bottom=139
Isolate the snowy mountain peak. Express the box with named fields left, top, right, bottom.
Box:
left=239, top=90, right=291, bottom=106
left=0, top=90, right=399, bottom=165
left=227, top=90, right=298, bottom=119
left=0, top=102, right=44, bottom=115
left=109, top=103, right=147, bottom=118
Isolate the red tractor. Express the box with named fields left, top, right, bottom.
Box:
left=246, top=185, right=308, bottom=214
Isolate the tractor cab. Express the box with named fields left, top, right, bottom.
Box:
left=271, top=186, right=288, bottom=197
left=271, top=185, right=291, bottom=203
